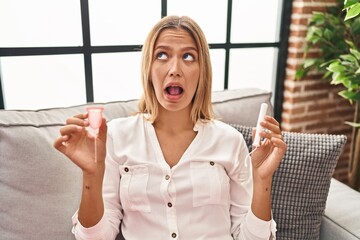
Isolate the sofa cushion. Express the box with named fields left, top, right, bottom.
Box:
left=231, top=124, right=347, bottom=240
left=0, top=88, right=271, bottom=240
left=320, top=178, right=360, bottom=239
left=212, top=88, right=273, bottom=125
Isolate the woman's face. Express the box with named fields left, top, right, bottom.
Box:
left=151, top=28, right=200, bottom=114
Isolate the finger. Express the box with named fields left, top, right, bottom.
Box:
left=251, top=127, right=256, bottom=138
left=66, top=116, right=89, bottom=127
left=264, top=115, right=280, bottom=126
left=60, top=125, right=83, bottom=136
left=260, top=120, right=281, bottom=134
left=270, top=137, right=287, bottom=155
left=259, top=130, right=283, bottom=141
left=97, top=118, right=108, bottom=140
left=73, top=113, right=88, bottom=119
left=53, top=135, right=69, bottom=152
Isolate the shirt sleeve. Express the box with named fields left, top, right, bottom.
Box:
left=229, top=133, right=277, bottom=240
left=241, top=209, right=277, bottom=239
left=71, top=128, right=124, bottom=240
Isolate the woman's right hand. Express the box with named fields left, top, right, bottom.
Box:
left=53, top=113, right=107, bottom=175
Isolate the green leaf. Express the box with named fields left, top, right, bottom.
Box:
left=327, top=61, right=347, bottom=72
left=343, top=78, right=356, bottom=89
left=323, top=28, right=334, bottom=40
left=345, top=121, right=360, bottom=128
left=344, top=0, right=359, bottom=9
left=340, top=60, right=356, bottom=67
left=323, top=71, right=333, bottom=79
left=311, top=12, right=326, bottom=25
left=319, top=59, right=334, bottom=68
left=345, top=3, right=360, bottom=21
left=356, top=67, right=360, bottom=74
left=331, top=72, right=347, bottom=84
left=313, top=27, right=323, bottom=37
left=348, top=75, right=360, bottom=84
left=351, top=17, right=360, bottom=34
left=345, top=39, right=356, bottom=49
left=295, top=69, right=305, bottom=80
left=340, top=54, right=358, bottom=63
left=303, top=59, right=318, bottom=68
left=339, top=90, right=360, bottom=100
left=306, top=27, right=322, bottom=43
left=350, top=48, right=360, bottom=60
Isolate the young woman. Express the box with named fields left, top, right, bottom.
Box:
left=54, top=15, right=286, bottom=240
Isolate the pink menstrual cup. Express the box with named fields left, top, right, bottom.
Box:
left=86, top=106, right=104, bottom=135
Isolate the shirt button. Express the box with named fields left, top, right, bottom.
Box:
left=167, top=202, right=172, bottom=208
left=210, top=161, right=215, bottom=166
left=124, top=167, right=129, bottom=172
left=171, top=233, right=177, bottom=238
left=165, top=175, right=170, bottom=180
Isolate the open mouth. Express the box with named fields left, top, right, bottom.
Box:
left=165, top=85, right=184, bottom=96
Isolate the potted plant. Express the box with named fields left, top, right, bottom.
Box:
left=296, top=0, right=360, bottom=190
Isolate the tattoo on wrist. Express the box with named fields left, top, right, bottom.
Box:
left=85, top=185, right=90, bottom=190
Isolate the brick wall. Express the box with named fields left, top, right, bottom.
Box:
left=282, top=0, right=356, bottom=183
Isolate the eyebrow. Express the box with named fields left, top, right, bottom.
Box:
left=154, top=45, right=198, bottom=52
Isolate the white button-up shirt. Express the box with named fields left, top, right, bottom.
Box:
left=72, top=114, right=276, bottom=239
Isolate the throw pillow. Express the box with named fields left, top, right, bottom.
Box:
left=230, top=124, right=347, bottom=240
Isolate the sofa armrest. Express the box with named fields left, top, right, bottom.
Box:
left=320, top=178, right=360, bottom=240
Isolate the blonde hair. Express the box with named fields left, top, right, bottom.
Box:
left=138, top=15, right=214, bottom=124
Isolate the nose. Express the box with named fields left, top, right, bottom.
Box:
left=168, top=57, right=182, bottom=77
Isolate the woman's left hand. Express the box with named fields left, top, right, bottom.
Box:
left=251, top=115, right=287, bottom=180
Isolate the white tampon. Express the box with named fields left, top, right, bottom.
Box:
left=253, top=103, right=268, bottom=147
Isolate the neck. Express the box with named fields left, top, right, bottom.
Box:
left=153, top=106, right=194, bottom=133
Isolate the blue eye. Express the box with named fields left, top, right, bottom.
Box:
left=156, top=52, right=168, bottom=60
left=183, top=53, right=195, bottom=61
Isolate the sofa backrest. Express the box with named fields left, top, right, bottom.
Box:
left=0, top=88, right=272, bottom=240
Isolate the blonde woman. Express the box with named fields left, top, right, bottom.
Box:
left=54, top=15, right=286, bottom=240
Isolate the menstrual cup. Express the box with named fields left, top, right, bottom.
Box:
left=86, top=106, right=104, bottom=136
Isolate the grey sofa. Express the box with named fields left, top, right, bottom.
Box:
left=0, top=88, right=359, bottom=240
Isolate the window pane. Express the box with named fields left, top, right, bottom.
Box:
left=228, top=48, right=278, bottom=93
left=210, top=49, right=225, bottom=91
left=0, top=55, right=86, bottom=110
left=89, top=1, right=161, bottom=46
left=168, top=0, right=227, bottom=43
left=92, top=52, right=143, bottom=102
left=0, top=0, right=82, bottom=47
left=231, top=0, right=282, bottom=43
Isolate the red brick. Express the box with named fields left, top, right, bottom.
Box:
left=284, top=84, right=302, bottom=93
left=308, top=102, right=337, bottom=111
left=305, top=119, right=344, bottom=131
left=291, top=18, right=309, bottom=26
left=288, top=41, right=304, bottom=49
left=289, top=30, right=308, bottom=37
left=304, top=81, right=331, bottom=91
left=292, top=6, right=328, bottom=14
left=282, top=106, right=306, bottom=115
left=284, top=92, right=330, bottom=104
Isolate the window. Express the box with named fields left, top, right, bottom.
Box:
left=1, top=55, right=86, bottom=110
left=0, top=0, right=291, bottom=121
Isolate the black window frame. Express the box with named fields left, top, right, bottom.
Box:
left=0, top=0, right=292, bottom=123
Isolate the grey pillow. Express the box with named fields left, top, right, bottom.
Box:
left=230, top=124, right=347, bottom=240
